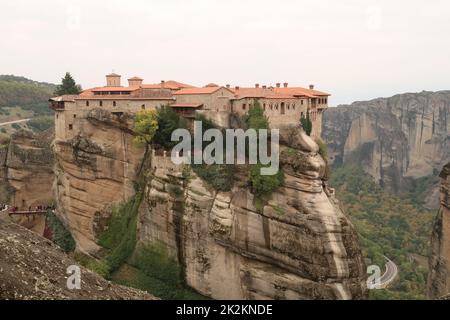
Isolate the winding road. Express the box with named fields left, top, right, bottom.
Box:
left=379, top=256, right=399, bottom=288
left=0, top=119, right=31, bottom=127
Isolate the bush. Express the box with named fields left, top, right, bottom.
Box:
left=153, top=106, right=187, bottom=149
left=46, top=210, right=76, bottom=253
left=133, top=110, right=158, bottom=146
left=316, top=138, right=328, bottom=160
left=97, top=193, right=143, bottom=277
left=192, top=163, right=235, bottom=192
left=249, top=163, right=284, bottom=196
left=124, top=242, right=206, bottom=300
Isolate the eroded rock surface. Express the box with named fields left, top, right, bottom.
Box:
left=0, top=129, right=54, bottom=234
left=53, top=109, right=145, bottom=253
left=139, top=128, right=367, bottom=300
left=323, top=91, right=450, bottom=206
left=428, top=163, right=450, bottom=299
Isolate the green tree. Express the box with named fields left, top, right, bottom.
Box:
left=54, top=72, right=82, bottom=96
left=300, top=110, right=312, bottom=136
left=133, top=109, right=159, bottom=145
left=245, top=100, right=269, bottom=131
left=245, top=99, right=283, bottom=195
left=153, top=106, right=187, bottom=149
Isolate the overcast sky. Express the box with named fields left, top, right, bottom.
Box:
left=1, top=0, right=449, bottom=105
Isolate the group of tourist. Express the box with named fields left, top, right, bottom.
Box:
left=0, top=204, right=54, bottom=213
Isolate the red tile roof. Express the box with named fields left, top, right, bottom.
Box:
left=174, top=86, right=231, bottom=95
left=89, top=86, right=140, bottom=92
left=230, top=86, right=330, bottom=100
left=141, top=80, right=195, bottom=90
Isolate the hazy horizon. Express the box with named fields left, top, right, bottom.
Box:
left=1, top=0, right=449, bottom=105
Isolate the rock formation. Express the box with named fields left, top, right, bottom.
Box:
left=0, top=129, right=54, bottom=234
left=428, top=162, right=450, bottom=299
left=322, top=91, right=450, bottom=206
left=53, top=108, right=367, bottom=299
left=139, top=126, right=367, bottom=300
left=0, top=218, right=154, bottom=300
left=53, top=109, right=145, bottom=253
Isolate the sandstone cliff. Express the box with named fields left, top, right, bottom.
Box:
left=53, top=108, right=367, bottom=299
left=428, top=162, right=450, bottom=299
left=138, top=126, right=367, bottom=300
left=322, top=91, right=450, bottom=205
left=0, top=218, right=154, bottom=300
left=53, top=109, right=145, bottom=253
left=0, top=129, right=54, bottom=233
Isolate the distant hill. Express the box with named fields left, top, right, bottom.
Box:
left=0, top=75, right=56, bottom=135
left=0, top=75, right=55, bottom=115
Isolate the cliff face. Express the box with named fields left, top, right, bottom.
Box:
left=53, top=109, right=145, bottom=253
left=322, top=91, right=450, bottom=203
left=53, top=108, right=367, bottom=299
left=428, top=163, right=450, bottom=299
left=0, top=130, right=54, bottom=233
left=139, top=127, right=367, bottom=300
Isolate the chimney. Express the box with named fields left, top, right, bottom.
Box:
left=106, top=73, right=121, bottom=87
left=276, top=83, right=281, bottom=88
left=283, top=82, right=288, bottom=88
left=235, top=86, right=240, bottom=90
left=161, top=80, right=165, bottom=88
left=309, top=84, right=315, bottom=90
left=255, top=84, right=260, bottom=88
left=226, top=84, right=230, bottom=89
left=128, top=77, right=143, bottom=87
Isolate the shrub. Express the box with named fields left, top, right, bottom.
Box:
left=125, top=241, right=206, bottom=300
left=249, top=163, right=284, bottom=196
left=316, top=138, right=328, bottom=160
left=192, top=163, right=235, bottom=192
left=97, top=193, right=143, bottom=277
left=46, top=210, right=76, bottom=253
left=153, top=106, right=187, bottom=149
left=133, top=110, right=158, bottom=146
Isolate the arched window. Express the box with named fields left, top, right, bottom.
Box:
left=113, top=101, right=117, bottom=107
left=86, top=101, right=89, bottom=107
left=99, top=101, right=103, bottom=107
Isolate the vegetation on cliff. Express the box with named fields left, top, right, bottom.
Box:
left=246, top=101, right=283, bottom=196
left=112, top=242, right=206, bottom=300
left=133, top=109, right=159, bottom=145
left=330, top=165, right=434, bottom=299
left=191, top=114, right=235, bottom=192
left=45, top=210, right=76, bottom=253
left=300, top=110, right=312, bottom=136
left=153, top=106, right=188, bottom=149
